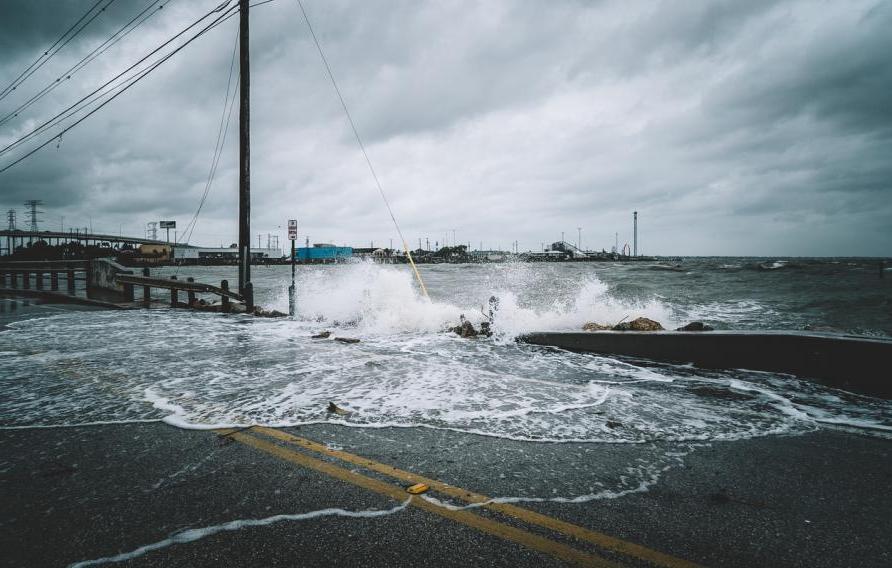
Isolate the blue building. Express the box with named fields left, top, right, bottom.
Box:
left=295, top=244, right=353, bottom=262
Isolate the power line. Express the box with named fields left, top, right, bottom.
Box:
left=0, top=0, right=115, bottom=102
left=0, top=0, right=176, bottom=128
left=0, top=0, right=238, bottom=161
left=24, top=200, right=44, bottom=232
left=0, top=1, right=240, bottom=174
left=181, top=28, right=241, bottom=245
left=294, top=0, right=429, bottom=297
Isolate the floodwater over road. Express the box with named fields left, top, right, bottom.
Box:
left=2, top=259, right=891, bottom=567
left=2, top=259, right=889, bottom=442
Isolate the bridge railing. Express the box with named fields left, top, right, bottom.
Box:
left=0, top=260, right=89, bottom=293
left=116, top=271, right=242, bottom=312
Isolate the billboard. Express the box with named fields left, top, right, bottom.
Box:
left=288, top=219, right=297, bottom=240
left=159, top=221, right=176, bottom=229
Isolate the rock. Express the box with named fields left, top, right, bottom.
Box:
left=613, top=317, right=664, bottom=331
left=327, top=402, right=350, bottom=415
left=450, top=319, right=479, bottom=338
left=253, top=306, right=287, bottom=318
left=582, top=322, right=611, bottom=331
left=479, top=321, right=492, bottom=337
left=334, top=337, right=361, bottom=344
left=605, top=420, right=623, bottom=429
left=676, top=321, right=714, bottom=332
left=312, top=331, right=331, bottom=339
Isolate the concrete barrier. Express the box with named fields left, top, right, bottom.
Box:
left=88, top=258, right=133, bottom=303
left=519, top=331, right=892, bottom=399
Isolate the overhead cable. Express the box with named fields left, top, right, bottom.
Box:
left=0, top=0, right=176, bottom=128
left=294, top=0, right=430, bottom=298
left=0, top=0, right=116, bottom=102
left=0, top=0, right=238, bottom=160
left=181, top=29, right=241, bottom=245
left=0, top=1, right=239, bottom=174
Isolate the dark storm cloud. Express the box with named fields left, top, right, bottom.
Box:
left=0, top=0, right=889, bottom=255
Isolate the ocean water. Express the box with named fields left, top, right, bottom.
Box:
left=1, top=257, right=889, bottom=443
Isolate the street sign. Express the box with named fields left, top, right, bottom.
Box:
left=288, top=219, right=297, bottom=240
left=159, top=221, right=176, bottom=229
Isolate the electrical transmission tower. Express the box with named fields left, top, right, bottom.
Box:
left=146, top=222, right=158, bottom=240
left=6, top=209, right=16, bottom=230
left=24, top=200, right=43, bottom=232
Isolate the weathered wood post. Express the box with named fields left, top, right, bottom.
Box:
left=123, top=280, right=134, bottom=302
left=0, top=271, right=6, bottom=288
left=22, top=271, right=30, bottom=289
left=186, top=277, right=196, bottom=307
left=10, top=271, right=18, bottom=289
left=221, top=280, right=231, bottom=313
left=35, top=271, right=44, bottom=290
left=142, top=267, right=151, bottom=306
left=67, top=268, right=76, bottom=293
left=169, top=275, right=178, bottom=307
left=50, top=271, right=59, bottom=291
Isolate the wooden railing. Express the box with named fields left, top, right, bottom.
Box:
left=0, top=260, right=89, bottom=293
left=116, top=269, right=243, bottom=312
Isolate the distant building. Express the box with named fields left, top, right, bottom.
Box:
left=138, top=243, right=171, bottom=259
left=172, top=246, right=282, bottom=260
left=295, top=243, right=353, bottom=262
left=471, top=250, right=509, bottom=262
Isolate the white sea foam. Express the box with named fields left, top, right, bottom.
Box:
left=67, top=499, right=411, bottom=567
left=0, top=263, right=888, bottom=446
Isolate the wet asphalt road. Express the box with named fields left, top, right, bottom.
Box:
left=1, top=422, right=890, bottom=568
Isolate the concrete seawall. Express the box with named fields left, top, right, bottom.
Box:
left=519, top=331, right=891, bottom=399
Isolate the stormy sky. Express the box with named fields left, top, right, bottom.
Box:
left=0, top=0, right=889, bottom=256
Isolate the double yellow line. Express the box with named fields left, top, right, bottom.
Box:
left=218, top=426, right=702, bottom=568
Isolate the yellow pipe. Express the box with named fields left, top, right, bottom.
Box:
left=402, top=240, right=429, bottom=298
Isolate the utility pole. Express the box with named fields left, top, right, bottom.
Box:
left=633, top=211, right=638, bottom=257
left=238, top=0, right=253, bottom=311
left=288, top=219, right=297, bottom=316
left=24, top=200, right=42, bottom=232
left=577, top=227, right=582, bottom=251
left=7, top=210, right=16, bottom=230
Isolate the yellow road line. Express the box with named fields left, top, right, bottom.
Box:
left=252, top=426, right=702, bottom=568
left=220, top=429, right=616, bottom=568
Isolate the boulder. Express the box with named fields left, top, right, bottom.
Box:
left=450, top=319, right=478, bottom=338
left=253, top=306, right=287, bottom=318
left=334, top=337, right=361, bottom=344
left=311, top=331, right=331, bottom=339
left=676, top=321, right=714, bottom=332
left=582, top=322, right=611, bottom=331
left=613, top=317, right=664, bottom=331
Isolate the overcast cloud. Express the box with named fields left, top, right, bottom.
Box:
left=0, top=0, right=890, bottom=256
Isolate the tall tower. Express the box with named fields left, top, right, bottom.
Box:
left=633, top=211, right=638, bottom=257
left=7, top=209, right=16, bottom=230
left=146, top=222, right=158, bottom=240
left=24, top=200, right=43, bottom=232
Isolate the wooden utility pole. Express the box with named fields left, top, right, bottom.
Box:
left=238, top=0, right=253, bottom=310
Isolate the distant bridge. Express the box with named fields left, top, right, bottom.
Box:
left=0, top=229, right=191, bottom=255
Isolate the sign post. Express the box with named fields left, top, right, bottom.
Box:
left=288, top=219, right=297, bottom=316
left=160, top=221, right=176, bottom=243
